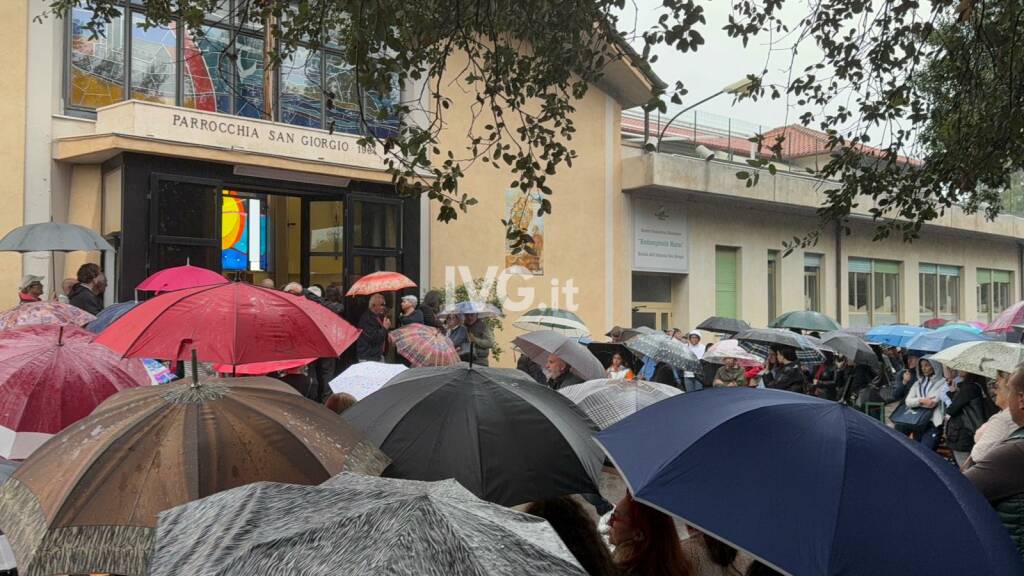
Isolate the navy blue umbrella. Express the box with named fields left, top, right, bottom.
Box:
left=596, top=388, right=1023, bottom=576
left=85, top=300, right=138, bottom=334
left=904, top=327, right=988, bottom=353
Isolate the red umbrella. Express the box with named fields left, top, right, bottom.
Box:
left=95, top=282, right=360, bottom=366
left=0, top=324, right=149, bottom=459
left=346, top=271, right=416, bottom=297
left=212, top=357, right=315, bottom=375
left=921, top=318, right=949, bottom=329
left=989, top=301, right=1024, bottom=333
left=388, top=324, right=460, bottom=367
left=136, top=264, right=229, bottom=293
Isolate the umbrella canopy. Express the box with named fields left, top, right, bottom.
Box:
left=149, top=473, right=587, bottom=576
left=0, top=222, right=113, bottom=253
left=439, top=300, right=503, bottom=318
left=513, top=307, right=590, bottom=337
left=929, top=341, right=1024, bottom=379
left=989, top=301, right=1024, bottom=333
left=0, top=301, right=94, bottom=329
left=605, top=325, right=657, bottom=341
left=864, top=324, right=931, bottom=347
left=768, top=310, right=841, bottom=333
left=345, top=270, right=416, bottom=297
left=696, top=316, right=751, bottom=336
left=512, top=330, right=606, bottom=381
left=820, top=331, right=880, bottom=371
left=95, top=282, right=359, bottom=365
left=136, top=264, right=229, bottom=293
left=703, top=339, right=765, bottom=367
left=596, top=388, right=1024, bottom=576
left=624, top=332, right=700, bottom=371
left=211, top=357, right=315, bottom=375
left=84, top=300, right=138, bottom=333
left=904, top=327, right=988, bottom=353
left=344, top=364, right=604, bottom=506
left=936, top=321, right=984, bottom=335
left=0, top=459, right=16, bottom=572
left=734, top=328, right=825, bottom=364
left=0, top=324, right=150, bottom=460
left=0, top=377, right=388, bottom=576
left=921, top=317, right=949, bottom=329
left=328, top=361, right=408, bottom=399
left=559, top=379, right=682, bottom=429
left=388, top=324, right=460, bottom=367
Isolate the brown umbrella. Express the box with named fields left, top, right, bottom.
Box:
left=0, top=376, right=389, bottom=576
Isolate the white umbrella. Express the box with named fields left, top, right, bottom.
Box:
left=328, top=361, right=408, bottom=399
left=930, top=341, right=1024, bottom=379
left=703, top=339, right=765, bottom=367
left=559, top=379, right=682, bottom=429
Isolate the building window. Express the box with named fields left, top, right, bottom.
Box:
left=977, top=268, right=1014, bottom=322
left=767, top=250, right=779, bottom=321
left=65, top=2, right=397, bottom=136
left=716, top=247, right=739, bottom=319
left=848, top=258, right=900, bottom=328
left=631, top=273, right=673, bottom=331
left=804, top=253, right=822, bottom=312
left=919, top=264, right=960, bottom=323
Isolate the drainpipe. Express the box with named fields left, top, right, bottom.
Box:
left=835, top=220, right=843, bottom=324
left=1019, top=242, right=1024, bottom=300
left=643, top=109, right=650, bottom=150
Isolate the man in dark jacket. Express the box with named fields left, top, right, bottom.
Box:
left=356, top=293, right=391, bottom=362
left=68, top=263, right=105, bottom=315
left=421, top=290, right=443, bottom=329
left=767, top=347, right=807, bottom=394
left=965, top=367, right=1024, bottom=559
left=545, top=355, right=582, bottom=390
left=463, top=313, right=494, bottom=366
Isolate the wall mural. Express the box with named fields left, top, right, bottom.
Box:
left=504, top=189, right=544, bottom=275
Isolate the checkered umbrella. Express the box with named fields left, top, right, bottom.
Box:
left=559, top=379, right=682, bottom=429
left=624, top=332, right=700, bottom=371
left=735, top=328, right=825, bottom=364
left=388, top=324, right=460, bottom=367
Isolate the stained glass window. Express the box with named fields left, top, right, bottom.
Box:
left=69, top=8, right=125, bottom=109
left=130, top=12, right=177, bottom=105
left=183, top=26, right=232, bottom=114
left=325, top=52, right=360, bottom=135
left=235, top=34, right=266, bottom=118
left=364, top=74, right=401, bottom=138
left=222, top=191, right=268, bottom=271
left=280, top=47, right=323, bottom=128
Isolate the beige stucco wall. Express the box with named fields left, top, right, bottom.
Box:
left=626, top=191, right=1021, bottom=333
left=430, top=52, right=629, bottom=366
left=63, top=165, right=104, bottom=279
left=0, top=3, right=28, bottom=305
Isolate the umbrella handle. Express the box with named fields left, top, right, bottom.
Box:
left=190, top=349, right=200, bottom=388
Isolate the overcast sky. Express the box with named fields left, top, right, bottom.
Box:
left=621, top=0, right=824, bottom=130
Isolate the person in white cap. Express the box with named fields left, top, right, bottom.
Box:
left=399, top=295, right=424, bottom=326
left=18, top=275, right=44, bottom=304
left=683, top=330, right=706, bottom=392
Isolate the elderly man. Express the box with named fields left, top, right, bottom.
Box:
left=545, top=354, right=583, bottom=390
left=399, top=295, right=424, bottom=326
left=18, top=275, right=43, bottom=304
left=282, top=282, right=304, bottom=296
left=965, top=366, right=1024, bottom=559
left=356, top=293, right=391, bottom=362
left=260, top=278, right=276, bottom=289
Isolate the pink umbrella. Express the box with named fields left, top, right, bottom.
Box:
left=989, top=301, right=1024, bottom=333
left=137, top=264, right=229, bottom=293
left=0, top=324, right=150, bottom=459
left=703, top=339, right=765, bottom=368
left=0, top=301, right=94, bottom=329
left=212, top=358, right=316, bottom=376
left=388, top=324, right=460, bottom=367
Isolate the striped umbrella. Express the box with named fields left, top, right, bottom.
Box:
left=388, top=324, right=459, bottom=367
left=0, top=301, right=94, bottom=329
left=513, top=308, right=590, bottom=337
left=148, top=474, right=588, bottom=576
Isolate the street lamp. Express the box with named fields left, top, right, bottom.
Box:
left=644, top=77, right=755, bottom=152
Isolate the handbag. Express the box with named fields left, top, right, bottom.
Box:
left=890, top=402, right=934, bottom=430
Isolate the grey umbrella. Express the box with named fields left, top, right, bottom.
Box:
left=734, top=328, right=826, bottom=364
left=512, top=330, right=606, bottom=381
left=821, top=331, right=881, bottom=370
left=624, top=332, right=700, bottom=371
left=696, top=316, right=751, bottom=336
left=149, top=474, right=588, bottom=576
left=0, top=222, right=113, bottom=252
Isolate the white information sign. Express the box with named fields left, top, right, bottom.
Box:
left=632, top=197, right=689, bottom=273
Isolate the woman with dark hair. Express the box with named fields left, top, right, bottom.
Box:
left=766, top=347, right=806, bottom=394
left=523, top=497, right=620, bottom=576
left=609, top=492, right=692, bottom=576
left=945, top=371, right=997, bottom=467
left=680, top=527, right=748, bottom=575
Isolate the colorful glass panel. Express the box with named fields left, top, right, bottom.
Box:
left=280, top=47, right=323, bottom=128
left=325, top=52, right=360, bottom=135
left=222, top=192, right=268, bottom=271
left=183, top=26, right=232, bottom=113
left=236, top=34, right=266, bottom=118
left=69, top=8, right=125, bottom=108
left=130, top=12, right=177, bottom=105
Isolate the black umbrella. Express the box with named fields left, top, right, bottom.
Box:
left=343, top=364, right=604, bottom=506
left=696, top=316, right=751, bottom=336
left=735, top=328, right=825, bottom=364
left=821, top=331, right=881, bottom=371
